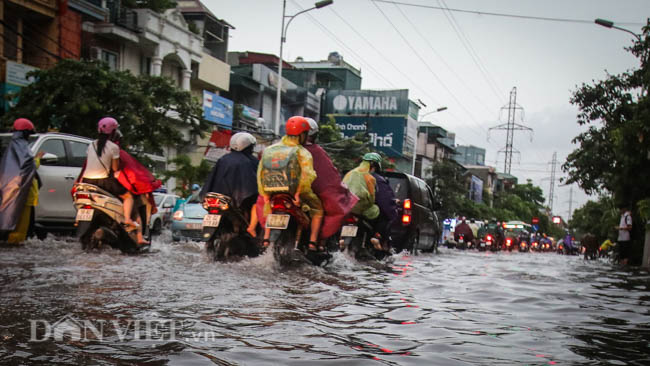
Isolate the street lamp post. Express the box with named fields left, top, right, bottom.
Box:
left=412, top=106, right=448, bottom=176
left=274, top=0, right=333, bottom=137
left=594, top=18, right=641, bottom=40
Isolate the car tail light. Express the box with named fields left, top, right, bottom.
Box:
left=402, top=214, right=411, bottom=224
left=403, top=199, right=411, bottom=210
left=173, top=210, right=184, bottom=221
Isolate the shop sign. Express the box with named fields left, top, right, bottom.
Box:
left=203, top=91, right=233, bottom=128
left=325, top=89, right=410, bottom=115
left=333, top=116, right=406, bottom=157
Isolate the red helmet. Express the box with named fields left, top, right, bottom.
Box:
left=285, top=116, right=310, bottom=136
left=13, top=118, right=35, bottom=131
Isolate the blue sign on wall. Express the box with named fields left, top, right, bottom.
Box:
left=203, top=91, right=233, bottom=128
left=333, top=116, right=406, bottom=157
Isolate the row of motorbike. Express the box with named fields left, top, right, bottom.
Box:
left=72, top=183, right=391, bottom=267
left=449, top=234, right=555, bottom=253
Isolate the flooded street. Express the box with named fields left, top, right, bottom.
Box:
left=1, top=235, right=650, bottom=365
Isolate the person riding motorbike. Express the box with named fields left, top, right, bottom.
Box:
left=257, top=116, right=323, bottom=250
left=80, top=117, right=141, bottom=242
left=303, top=118, right=358, bottom=251
left=201, top=132, right=259, bottom=237
left=187, top=184, right=202, bottom=204
left=367, top=153, right=398, bottom=251
left=0, top=118, right=44, bottom=244
left=342, top=153, right=383, bottom=250
left=453, top=217, right=475, bottom=245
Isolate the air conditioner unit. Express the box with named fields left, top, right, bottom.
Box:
left=89, top=47, right=101, bottom=60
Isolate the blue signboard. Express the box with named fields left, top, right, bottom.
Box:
left=333, top=116, right=406, bottom=157
left=203, top=91, right=233, bottom=128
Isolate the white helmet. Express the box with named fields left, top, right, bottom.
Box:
left=306, top=117, right=319, bottom=136
left=230, top=132, right=256, bottom=151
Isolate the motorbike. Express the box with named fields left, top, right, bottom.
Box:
left=519, top=240, right=529, bottom=252
left=478, top=234, right=494, bottom=252
left=531, top=240, right=540, bottom=252
left=504, top=237, right=514, bottom=251
left=541, top=241, right=552, bottom=252
left=456, top=234, right=468, bottom=250
left=266, top=193, right=330, bottom=267
left=339, top=214, right=391, bottom=261
left=72, top=183, right=150, bottom=253
left=201, top=193, right=260, bottom=262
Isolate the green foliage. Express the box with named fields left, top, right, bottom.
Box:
left=569, top=195, right=618, bottom=243
left=1, top=59, right=207, bottom=156
left=122, top=0, right=177, bottom=13
left=317, top=116, right=393, bottom=173
left=426, top=159, right=466, bottom=220
left=161, top=155, right=212, bottom=197
left=563, top=21, right=650, bottom=220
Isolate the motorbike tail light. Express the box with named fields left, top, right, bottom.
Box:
left=402, top=214, right=411, bottom=224
left=346, top=216, right=358, bottom=224
left=82, top=205, right=92, bottom=209
left=209, top=208, right=219, bottom=214
left=76, top=193, right=90, bottom=200
left=486, top=235, right=492, bottom=241
left=205, top=197, right=218, bottom=206
left=217, top=201, right=229, bottom=211
left=506, top=239, right=511, bottom=246
left=403, top=199, right=411, bottom=210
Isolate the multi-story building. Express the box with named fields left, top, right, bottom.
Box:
left=413, top=122, right=456, bottom=178
left=286, top=51, right=362, bottom=91
left=454, top=145, right=486, bottom=166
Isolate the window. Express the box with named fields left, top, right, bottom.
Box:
left=39, top=139, right=67, bottom=166
left=417, top=180, right=431, bottom=209
left=66, top=140, right=89, bottom=167
left=102, top=50, right=118, bottom=70
left=141, top=56, right=152, bottom=75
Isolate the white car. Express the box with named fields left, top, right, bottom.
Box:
left=150, top=193, right=179, bottom=234
left=1, top=132, right=93, bottom=238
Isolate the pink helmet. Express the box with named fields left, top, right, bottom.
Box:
left=97, top=117, right=119, bottom=134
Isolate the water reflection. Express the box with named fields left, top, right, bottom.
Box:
left=0, top=237, right=649, bottom=365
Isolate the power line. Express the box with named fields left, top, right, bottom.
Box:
left=489, top=87, right=533, bottom=174
left=371, top=0, right=503, bottom=151
left=435, top=0, right=505, bottom=103
left=390, top=2, right=498, bottom=118
left=372, top=0, right=644, bottom=26
left=288, top=1, right=397, bottom=88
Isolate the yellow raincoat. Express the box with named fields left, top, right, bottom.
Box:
left=258, top=136, right=322, bottom=217
left=7, top=157, right=40, bottom=243
left=342, top=161, right=380, bottom=220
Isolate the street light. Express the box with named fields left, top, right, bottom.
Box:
left=594, top=18, right=641, bottom=40
left=412, top=106, right=448, bottom=176
left=274, top=0, right=333, bottom=137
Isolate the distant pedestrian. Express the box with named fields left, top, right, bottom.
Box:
left=615, top=205, right=633, bottom=265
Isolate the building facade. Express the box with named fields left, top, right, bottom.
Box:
left=454, top=145, right=486, bottom=166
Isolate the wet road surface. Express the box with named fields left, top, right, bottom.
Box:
left=1, top=234, right=649, bottom=365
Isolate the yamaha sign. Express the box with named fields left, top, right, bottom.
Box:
left=325, top=89, right=409, bottom=115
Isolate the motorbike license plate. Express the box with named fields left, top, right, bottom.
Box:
left=480, top=242, right=485, bottom=247
left=202, top=214, right=221, bottom=228
left=266, top=214, right=290, bottom=229
left=341, top=225, right=358, bottom=237
left=76, top=208, right=94, bottom=221
left=459, top=238, right=464, bottom=244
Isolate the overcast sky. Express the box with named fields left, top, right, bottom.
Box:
left=208, top=0, right=648, bottom=221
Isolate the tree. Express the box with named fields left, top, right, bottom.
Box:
left=563, top=21, right=650, bottom=263
left=569, top=196, right=618, bottom=243
left=2, top=60, right=207, bottom=156
left=161, top=155, right=212, bottom=197
left=318, top=116, right=393, bottom=173
left=426, top=159, right=467, bottom=220
left=122, top=0, right=177, bottom=13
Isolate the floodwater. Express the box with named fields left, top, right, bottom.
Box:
left=1, top=234, right=649, bottom=365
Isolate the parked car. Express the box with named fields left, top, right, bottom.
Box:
left=171, top=196, right=207, bottom=242
left=384, top=171, right=441, bottom=253
left=1, top=132, right=93, bottom=238
left=150, top=193, right=179, bottom=234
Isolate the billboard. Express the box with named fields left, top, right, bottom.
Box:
left=203, top=91, right=233, bottom=127
left=325, top=89, right=410, bottom=115
left=333, top=116, right=405, bottom=157
left=469, top=175, right=483, bottom=203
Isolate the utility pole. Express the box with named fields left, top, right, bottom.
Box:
left=566, top=186, right=575, bottom=221
left=489, top=87, right=532, bottom=174
left=548, top=151, right=558, bottom=214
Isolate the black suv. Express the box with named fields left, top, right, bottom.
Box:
left=384, top=171, right=441, bottom=253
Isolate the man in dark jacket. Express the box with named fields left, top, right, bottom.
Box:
left=201, top=132, right=259, bottom=236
